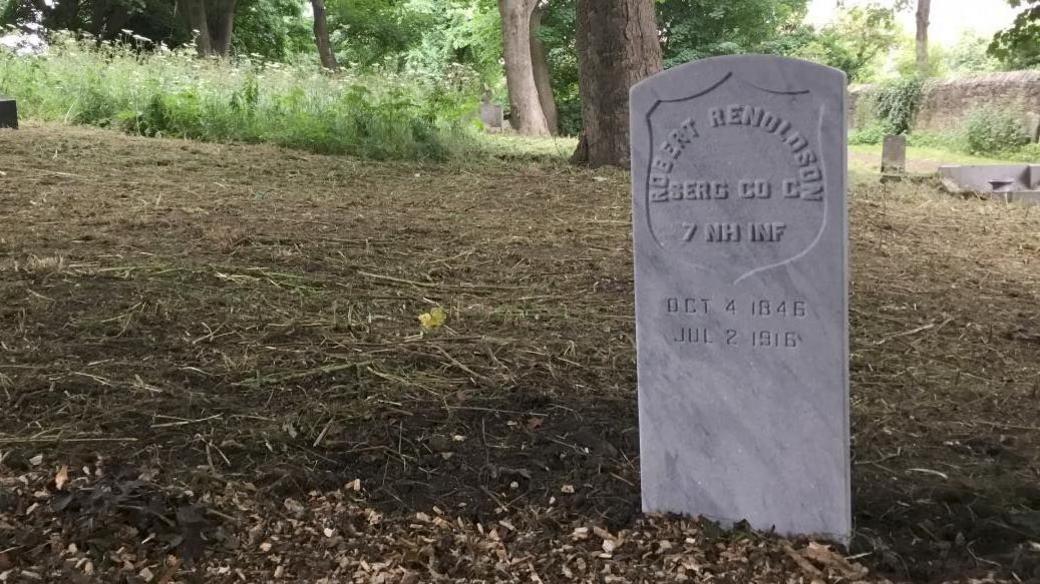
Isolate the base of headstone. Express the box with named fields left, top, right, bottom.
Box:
left=880, top=173, right=904, bottom=183
left=0, top=99, right=18, bottom=129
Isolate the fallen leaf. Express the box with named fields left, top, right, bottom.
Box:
left=283, top=497, right=305, bottom=517
left=156, top=556, right=182, bottom=584
left=803, top=542, right=869, bottom=578
left=561, top=484, right=575, bottom=494
left=418, top=306, right=447, bottom=331
left=54, top=465, right=69, bottom=491
left=282, top=422, right=298, bottom=439
left=782, top=543, right=822, bottom=577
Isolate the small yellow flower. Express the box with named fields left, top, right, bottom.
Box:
left=418, top=306, right=447, bottom=331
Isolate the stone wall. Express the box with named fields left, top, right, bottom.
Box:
left=850, top=71, right=1040, bottom=136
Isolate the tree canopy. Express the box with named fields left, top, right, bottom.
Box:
left=657, top=0, right=809, bottom=67
left=990, top=0, right=1040, bottom=68
left=792, top=4, right=900, bottom=82
left=1, top=0, right=1035, bottom=141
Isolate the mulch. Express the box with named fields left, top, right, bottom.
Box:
left=0, top=122, right=1038, bottom=583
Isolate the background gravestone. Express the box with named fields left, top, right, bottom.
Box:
left=1024, top=112, right=1040, bottom=143
left=0, top=97, right=17, bottom=129
left=630, top=55, right=850, bottom=540
left=480, top=102, right=504, bottom=132
left=882, top=134, right=906, bottom=174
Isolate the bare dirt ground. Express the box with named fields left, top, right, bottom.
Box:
left=0, top=123, right=1039, bottom=583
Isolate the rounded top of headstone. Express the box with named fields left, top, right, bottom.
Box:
left=632, top=55, right=847, bottom=102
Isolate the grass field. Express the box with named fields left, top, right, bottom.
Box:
left=849, top=143, right=1034, bottom=173
left=1, top=123, right=1039, bottom=583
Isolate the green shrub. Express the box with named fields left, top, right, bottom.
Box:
left=0, top=33, right=480, bottom=161
left=849, top=123, right=886, bottom=145
left=906, top=131, right=966, bottom=151
left=964, top=107, right=1030, bottom=155
left=870, top=76, right=923, bottom=135
left=995, top=142, right=1040, bottom=162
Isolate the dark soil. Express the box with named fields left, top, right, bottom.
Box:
left=0, top=123, right=1038, bottom=583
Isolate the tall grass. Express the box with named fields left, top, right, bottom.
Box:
left=0, top=34, right=480, bottom=161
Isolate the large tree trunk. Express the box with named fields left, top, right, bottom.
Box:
left=180, top=0, right=213, bottom=56
left=571, top=0, right=662, bottom=167
left=91, top=1, right=131, bottom=39
left=915, top=0, right=931, bottom=77
left=178, top=0, right=236, bottom=57
left=208, top=0, right=237, bottom=56
left=310, top=0, right=339, bottom=71
left=52, top=0, right=80, bottom=31
left=498, top=0, right=550, bottom=136
left=530, top=5, right=558, bottom=135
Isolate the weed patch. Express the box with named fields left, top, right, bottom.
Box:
left=0, top=35, right=480, bottom=160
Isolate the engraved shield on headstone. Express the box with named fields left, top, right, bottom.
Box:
left=642, top=73, right=829, bottom=283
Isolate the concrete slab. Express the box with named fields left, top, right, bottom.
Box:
left=938, top=164, right=1040, bottom=206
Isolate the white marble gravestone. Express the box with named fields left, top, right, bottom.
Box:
left=629, top=55, right=849, bottom=540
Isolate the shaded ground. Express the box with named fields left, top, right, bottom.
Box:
left=0, top=123, right=1038, bottom=583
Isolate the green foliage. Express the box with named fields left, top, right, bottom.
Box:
left=893, top=35, right=946, bottom=79
left=793, top=3, right=899, bottom=82
left=233, top=0, right=313, bottom=61
left=536, top=0, right=811, bottom=135
left=2, top=0, right=188, bottom=45
left=848, top=123, right=886, bottom=145
left=321, top=0, right=501, bottom=101
left=989, top=0, right=1040, bottom=69
left=943, top=32, right=1003, bottom=76
left=1008, top=142, right=1040, bottom=160
left=537, top=0, right=579, bottom=135
left=656, top=0, right=809, bottom=67
left=0, top=34, right=479, bottom=160
left=870, top=76, right=923, bottom=135
left=856, top=118, right=1038, bottom=161
left=403, top=0, right=502, bottom=88
left=1, top=0, right=312, bottom=60
left=964, top=107, right=1031, bottom=155
left=327, top=0, right=429, bottom=69
left=906, top=130, right=965, bottom=150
